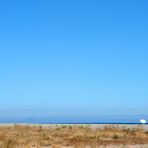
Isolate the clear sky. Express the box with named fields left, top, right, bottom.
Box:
left=0, top=0, right=148, bottom=117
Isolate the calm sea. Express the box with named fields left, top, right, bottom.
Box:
left=0, top=115, right=147, bottom=124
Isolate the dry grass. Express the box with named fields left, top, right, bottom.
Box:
left=0, top=124, right=148, bottom=148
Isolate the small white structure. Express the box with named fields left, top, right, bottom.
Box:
left=140, top=119, right=147, bottom=124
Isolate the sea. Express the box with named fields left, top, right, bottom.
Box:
left=0, top=115, right=147, bottom=124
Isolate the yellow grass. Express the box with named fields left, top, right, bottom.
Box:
left=0, top=124, right=148, bottom=148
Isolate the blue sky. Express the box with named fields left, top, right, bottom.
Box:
left=0, top=0, right=148, bottom=117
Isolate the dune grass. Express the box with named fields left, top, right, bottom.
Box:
left=0, top=124, right=148, bottom=147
